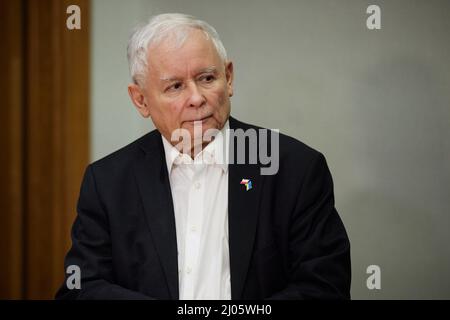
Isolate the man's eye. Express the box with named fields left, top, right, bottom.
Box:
left=200, top=75, right=215, bottom=83
left=167, top=82, right=182, bottom=92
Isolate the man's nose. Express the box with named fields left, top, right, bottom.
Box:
left=186, top=82, right=206, bottom=108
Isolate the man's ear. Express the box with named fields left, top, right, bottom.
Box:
left=225, top=61, right=234, bottom=97
left=128, top=83, right=151, bottom=118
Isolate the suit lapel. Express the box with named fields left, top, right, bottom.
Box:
left=134, top=132, right=179, bottom=299
left=228, top=117, right=264, bottom=299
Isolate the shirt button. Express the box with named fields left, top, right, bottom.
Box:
left=190, top=226, right=197, bottom=232
left=194, top=181, right=201, bottom=189
left=186, top=267, right=192, bottom=274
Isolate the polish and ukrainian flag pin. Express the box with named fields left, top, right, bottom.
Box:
left=240, top=179, right=252, bottom=191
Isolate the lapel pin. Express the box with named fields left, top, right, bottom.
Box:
left=240, top=178, right=252, bottom=191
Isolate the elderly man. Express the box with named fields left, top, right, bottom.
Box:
left=56, top=13, right=351, bottom=300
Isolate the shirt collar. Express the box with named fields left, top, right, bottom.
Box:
left=162, top=119, right=229, bottom=174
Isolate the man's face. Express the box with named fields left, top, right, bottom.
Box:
left=129, top=28, right=233, bottom=150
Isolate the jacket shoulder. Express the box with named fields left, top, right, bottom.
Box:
left=89, top=129, right=160, bottom=173
left=230, top=117, right=322, bottom=162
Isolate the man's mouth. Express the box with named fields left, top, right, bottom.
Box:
left=186, top=115, right=212, bottom=124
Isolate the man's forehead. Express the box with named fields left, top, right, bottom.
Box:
left=148, top=30, right=220, bottom=71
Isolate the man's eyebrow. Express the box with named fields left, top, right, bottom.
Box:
left=197, top=66, right=218, bottom=74
left=159, top=66, right=218, bottom=82
left=159, top=76, right=181, bottom=82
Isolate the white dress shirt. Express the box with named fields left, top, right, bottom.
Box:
left=161, top=121, right=231, bottom=300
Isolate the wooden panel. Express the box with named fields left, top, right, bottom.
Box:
left=0, top=0, right=25, bottom=300
left=24, top=0, right=90, bottom=299
left=0, top=0, right=89, bottom=300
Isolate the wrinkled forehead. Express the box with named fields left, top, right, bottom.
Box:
left=147, top=28, right=223, bottom=76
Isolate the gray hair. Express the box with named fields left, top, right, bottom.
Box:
left=127, top=13, right=228, bottom=87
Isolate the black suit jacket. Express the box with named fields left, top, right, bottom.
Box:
left=56, top=117, right=351, bottom=300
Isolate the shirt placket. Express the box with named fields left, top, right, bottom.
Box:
left=183, top=163, right=205, bottom=299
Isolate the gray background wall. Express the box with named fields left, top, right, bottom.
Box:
left=91, top=0, right=450, bottom=299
